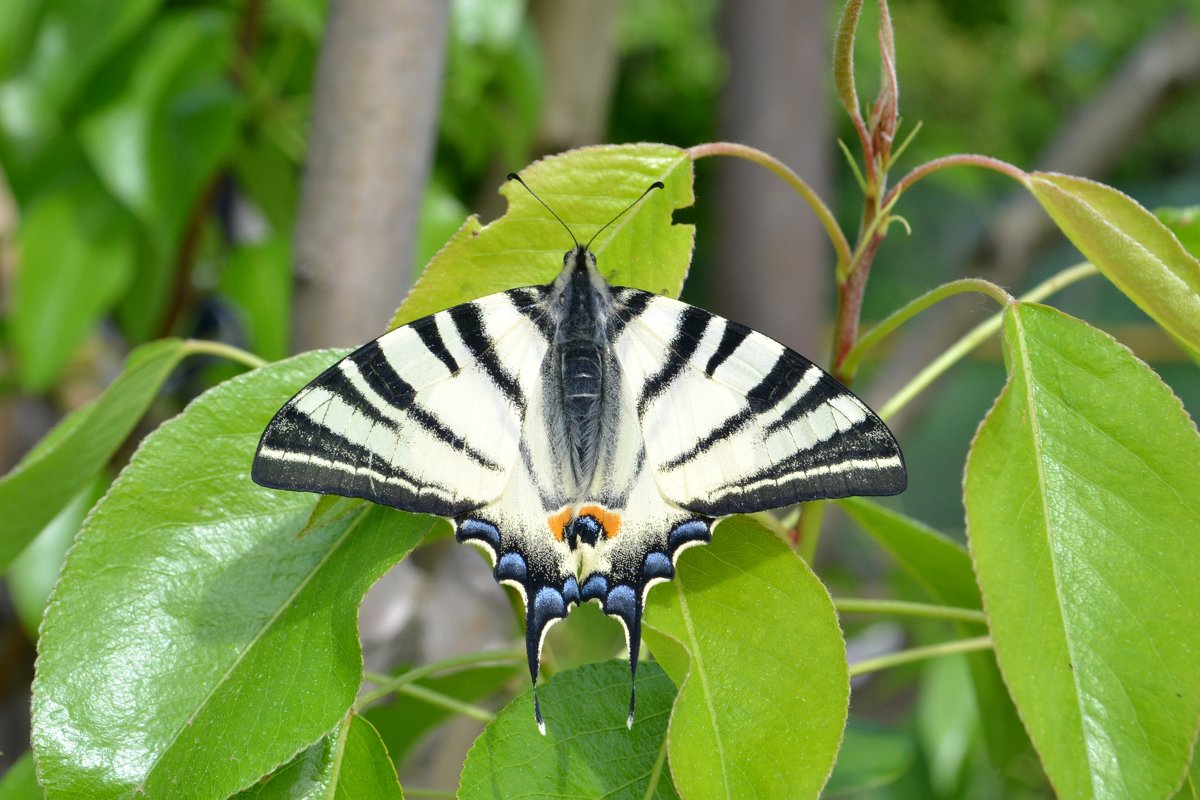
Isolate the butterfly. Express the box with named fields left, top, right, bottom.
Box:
left=252, top=174, right=906, bottom=733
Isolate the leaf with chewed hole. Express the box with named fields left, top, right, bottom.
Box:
left=392, top=144, right=695, bottom=327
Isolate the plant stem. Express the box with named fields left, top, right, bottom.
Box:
left=840, top=278, right=1014, bottom=380
left=878, top=261, right=1098, bottom=419
left=688, top=142, right=853, bottom=271
left=393, top=683, right=496, bottom=723
left=886, top=154, right=1029, bottom=206
left=356, top=646, right=524, bottom=710
left=848, top=635, right=993, bottom=678
left=834, top=597, right=987, bottom=625
left=795, top=501, right=827, bottom=563
left=642, top=734, right=671, bottom=800
left=181, top=339, right=267, bottom=370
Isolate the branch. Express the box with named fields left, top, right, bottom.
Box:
left=293, top=0, right=449, bottom=350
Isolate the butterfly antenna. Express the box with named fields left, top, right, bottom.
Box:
left=585, top=180, right=665, bottom=251
left=507, top=172, right=579, bottom=250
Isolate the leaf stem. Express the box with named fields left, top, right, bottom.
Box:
left=688, top=142, right=853, bottom=271
left=885, top=154, right=1029, bottom=206
left=878, top=261, right=1098, bottom=419
left=848, top=635, right=993, bottom=678
left=642, top=733, right=671, bottom=800
left=356, top=646, right=524, bottom=710
left=181, top=339, right=267, bottom=370
left=834, top=597, right=986, bottom=625
left=840, top=278, right=1014, bottom=380
left=393, top=683, right=496, bottom=723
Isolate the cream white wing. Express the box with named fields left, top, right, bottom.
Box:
left=253, top=288, right=553, bottom=516
left=607, top=288, right=906, bottom=516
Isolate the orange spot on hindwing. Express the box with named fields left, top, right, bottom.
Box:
left=547, top=508, right=572, bottom=542
left=547, top=504, right=623, bottom=545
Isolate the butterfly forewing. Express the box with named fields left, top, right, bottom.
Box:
left=609, top=288, right=906, bottom=516
left=253, top=289, right=553, bottom=516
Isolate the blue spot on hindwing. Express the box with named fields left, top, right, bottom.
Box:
left=562, top=576, right=580, bottom=606
left=533, top=586, right=566, bottom=629
left=604, top=584, right=637, bottom=623
left=457, top=517, right=501, bottom=552
left=581, top=573, right=608, bottom=602
left=667, top=519, right=711, bottom=553
left=494, top=552, right=527, bottom=583
left=642, top=551, right=673, bottom=581
left=572, top=515, right=602, bottom=547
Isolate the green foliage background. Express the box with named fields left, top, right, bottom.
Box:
left=2, top=1, right=1199, bottom=799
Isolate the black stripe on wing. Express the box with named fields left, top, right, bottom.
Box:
left=335, top=343, right=502, bottom=470
left=607, top=288, right=654, bottom=339
left=253, top=403, right=475, bottom=516
left=660, top=347, right=814, bottom=472
left=637, top=305, right=711, bottom=417
left=411, top=315, right=460, bottom=374
left=448, top=302, right=526, bottom=411
left=705, top=323, right=750, bottom=376
left=683, top=420, right=906, bottom=516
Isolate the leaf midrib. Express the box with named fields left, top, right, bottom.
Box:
left=672, top=575, right=732, bottom=798
left=1012, top=308, right=1107, bottom=799
left=131, top=506, right=374, bottom=797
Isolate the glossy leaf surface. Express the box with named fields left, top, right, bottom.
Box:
left=32, top=351, right=435, bottom=800
left=1030, top=172, right=1200, bottom=356
left=235, top=716, right=402, bottom=800
left=966, top=303, right=1200, bottom=799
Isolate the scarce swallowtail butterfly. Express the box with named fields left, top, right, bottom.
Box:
left=253, top=174, right=906, bottom=734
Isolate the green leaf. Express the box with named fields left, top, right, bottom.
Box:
left=458, top=661, right=677, bottom=800
left=916, top=655, right=976, bottom=794
left=965, top=302, right=1200, bottom=800
left=11, top=183, right=135, bottom=391
left=832, top=0, right=864, bottom=122
left=1172, top=748, right=1199, bottom=800
left=19, top=0, right=162, bottom=113
left=0, top=338, right=186, bottom=573
left=1028, top=172, right=1200, bottom=356
left=234, top=715, right=402, bottom=800
left=391, top=144, right=695, bottom=327
left=31, top=350, right=437, bottom=800
left=1157, top=206, right=1200, bottom=261
left=7, top=476, right=106, bottom=637
left=824, top=722, right=914, bottom=797
left=364, top=664, right=518, bottom=770
left=642, top=516, right=848, bottom=800
left=838, top=498, right=1035, bottom=775
left=838, top=497, right=980, bottom=610
left=219, top=237, right=293, bottom=362
left=0, top=752, right=40, bottom=800
left=79, top=10, right=240, bottom=242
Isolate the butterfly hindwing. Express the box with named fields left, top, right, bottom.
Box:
left=608, top=288, right=906, bottom=516
left=254, top=288, right=554, bottom=516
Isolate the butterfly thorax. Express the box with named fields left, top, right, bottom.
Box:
left=546, top=246, right=616, bottom=498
